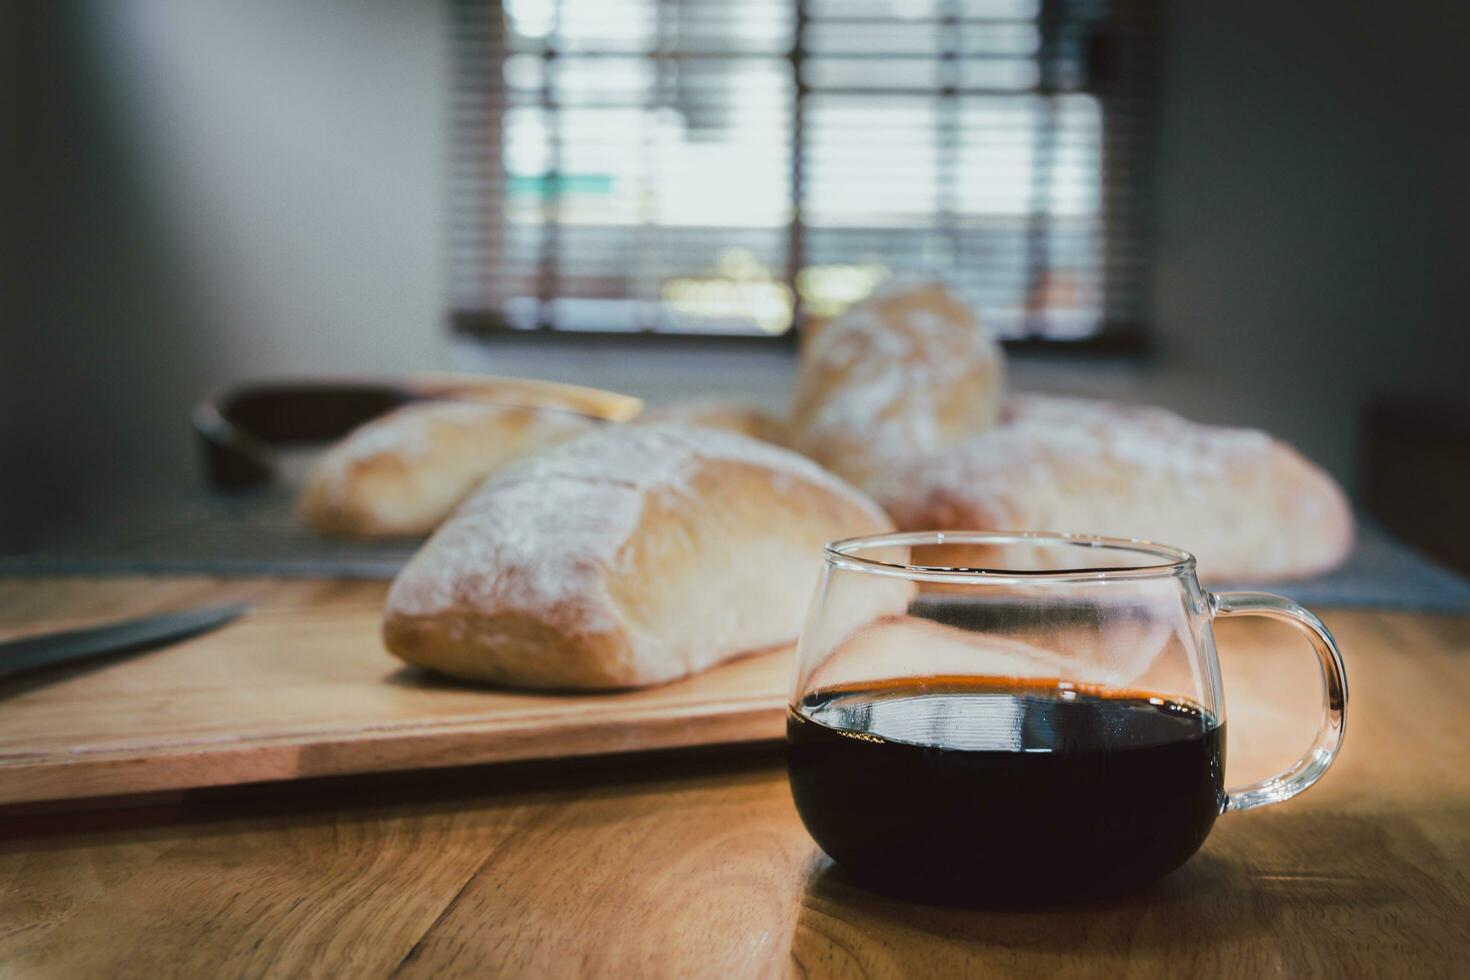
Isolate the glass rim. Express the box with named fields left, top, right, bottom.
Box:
left=824, top=530, right=1197, bottom=583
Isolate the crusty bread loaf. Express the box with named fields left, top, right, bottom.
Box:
left=299, top=400, right=595, bottom=538
left=383, top=424, right=898, bottom=689
left=636, top=399, right=787, bottom=445
left=872, top=394, right=1354, bottom=582
left=789, top=282, right=1005, bottom=486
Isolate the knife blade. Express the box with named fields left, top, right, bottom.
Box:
left=0, top=603, right=250, bottom=681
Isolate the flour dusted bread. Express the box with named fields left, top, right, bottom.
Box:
left=789, top=282, right=1005, bottom=485
left=383, top=424, right=897, bottom=689
left=874, top=395, right=1354, bottom=582
left=637, top=399, right=787, bottom=445
left=299, top=400, right=595, bottom=538
left=787, top=282, right=1351, bottom=581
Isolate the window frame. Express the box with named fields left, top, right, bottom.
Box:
left=448, top=0, right=1163, bottom=353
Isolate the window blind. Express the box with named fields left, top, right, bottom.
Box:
left=449, top=0, right=1162, bottom=340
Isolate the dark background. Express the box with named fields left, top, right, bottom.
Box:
left=4, top=1, right=1468, bottom=560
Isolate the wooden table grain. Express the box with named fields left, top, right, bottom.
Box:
left=2, top=577, right=1468, bottom=978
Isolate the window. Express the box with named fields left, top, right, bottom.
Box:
left=450, top=0, right=1161, bottom=340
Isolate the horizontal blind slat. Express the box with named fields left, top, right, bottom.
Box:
left=450, top=0, right=1161, bottom=338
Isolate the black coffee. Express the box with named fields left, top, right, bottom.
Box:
left=787, top=678, right=1225, bottom=903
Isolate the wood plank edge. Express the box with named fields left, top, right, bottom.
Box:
left=0, top=699, right=789, bottom=806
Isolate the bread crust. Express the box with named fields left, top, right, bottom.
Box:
left=786, top=283, right=1352, bottom=582
left=789, top=282, right=1005, bottom=485
left=873, top=395, right=1355, bottom=582
left=382, top=424, right=897, bottom=689
left=298, top=400, right=595, bottom=538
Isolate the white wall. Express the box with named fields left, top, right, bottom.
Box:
left=5, top=0, right=449, bottom=539
left=108, top=0, right=449, bottom=377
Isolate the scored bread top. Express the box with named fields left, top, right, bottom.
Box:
left=933, top=394, right=1280, bottom=494
left=298, top=400, right=597, bottom=537
left=874, top=394, right=1353, bottom=580
left=308, top=401, right=590, bottom=495
left=790, top=282, right=1005, bottom=484
left=385, top=423, right=891, bottom=635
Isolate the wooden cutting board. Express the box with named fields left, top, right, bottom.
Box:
left=0, top=580, right=792, bottom=806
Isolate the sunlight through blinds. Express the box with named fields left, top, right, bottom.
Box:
left=450, top=0, right=1161, bottom=339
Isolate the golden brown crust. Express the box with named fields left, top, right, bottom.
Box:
left=382, top=424, right=898, bottom=689
left=876, top=395, right=1355, bottom=582
left=790, top=282, right=1350, bottom=583
left=298, top=401, right=595, bottom=538
left=599, top=457, right=890, bottom=678
left=383, top=609, right=634, bottom=689
left=789, top=283, right=1005, bottom=486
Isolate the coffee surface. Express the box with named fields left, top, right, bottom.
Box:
left=787, top=677, right=1225, bottom=903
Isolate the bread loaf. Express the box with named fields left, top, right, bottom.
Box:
left=873, top=394, right=1354, bottom=582
left=383, top=424, right=897, bottom=689
left=637, top=399, right=787, bottom=446
left=299, top=400, right=595, bottom=538
left=789, top=282, right=1005, bottom=486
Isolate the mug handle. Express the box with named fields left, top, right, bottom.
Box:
left=1210, top=592, right=1349, bottom=812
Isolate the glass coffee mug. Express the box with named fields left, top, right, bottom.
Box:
left=787, top=531, right=1347, bottom=904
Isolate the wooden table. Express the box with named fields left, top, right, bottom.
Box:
left=2, top=577, right=1468, bottom=978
